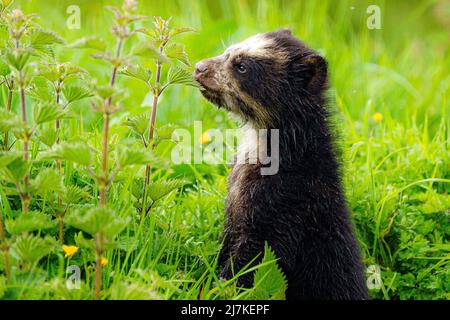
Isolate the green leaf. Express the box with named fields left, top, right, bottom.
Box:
left=147, top=179, right=186, bottom=203
left=58, top=62, right=87, bottom=79
left=69, top=36, right=107, bottom=51
left=30, top=29, right=65, bottom=46
left=28, top=77, right=55, bottom=102
left=169, top=27, right=196, bottom=38
left=6, top=212, right=56, bottom=234
left=6, top=49, right=31, bottom=71
left=156, top=124, right=177, bottom=140
left=0, top=110, right=21, bottom=132
left=62, top=185, right=91, bottom=205
left=94, top=85, right=120, bottom=101
left=115, top=146, right=155, bottom=167
left=166, top=66, right=198, bottom=88
left=0, top=58, right=10, bottom=77
left=62, top=85, right=93, bottom=104
left=111, top=281, right=161, bottom=300
left=37, top=127, right=58, bottom=147
left=249, top=243, right=287, bottom=300
left=2, top=0, right=13, bottom=8
left=11, top=234, right=55, bottom=263
left=65, top=207, right=129, bottom=240
left=165, top=43, right=190, bottom=66
left=39, top=141, right=93, bottom=166
left=33, top=103, right=71, bottom=125
left=132, top=43, right=167, bottom=62
left=0, top=151, right=21, bottom=168
left=124, top=114, right=149, bottom=136
left=0, top=156, right=29, bottom=183
left=74, top=231, right=95, bottom=251
left=30, top=168, right=63, bottom=195
left=36, top=64, right=60, bottom=82
left=119, top=65, right=152, bottom=83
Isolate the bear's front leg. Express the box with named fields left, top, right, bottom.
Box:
left=218, top=233, right=265, bottom=288
left=218, top=222, right=296, bottom=289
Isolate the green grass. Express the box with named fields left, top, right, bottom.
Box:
left=0, top=0, right=449, bottom=300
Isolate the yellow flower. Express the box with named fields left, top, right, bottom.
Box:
left=372, top=112, right=383, bottom=123
left=62, top=245, right=79, bottom=258
left=100, top=257, right=108, bottom=266
left=199, top=131, right=212, bottom=145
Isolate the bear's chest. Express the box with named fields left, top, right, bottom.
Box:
left=226, top=164, right=261, bottom=219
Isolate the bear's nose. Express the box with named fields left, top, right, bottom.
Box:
left=195, top=61, right=208, bottom=74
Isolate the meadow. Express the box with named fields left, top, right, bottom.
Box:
left=0, top=0, right=449, bottom=300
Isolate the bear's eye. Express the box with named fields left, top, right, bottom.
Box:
left=236, top=63, right=247, bottom=74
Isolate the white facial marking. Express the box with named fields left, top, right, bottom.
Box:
left=226, top=34, right=271, bottom=56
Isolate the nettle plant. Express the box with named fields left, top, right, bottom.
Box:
left=0, top=0, right=196, bottom=299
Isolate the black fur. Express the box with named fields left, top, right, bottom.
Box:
left=195, top=29, right=369, bottom=300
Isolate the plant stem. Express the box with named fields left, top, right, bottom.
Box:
left=54, top=80, right=65, bottom=243
left=142, top=57, right=163, bottom=214
left=0, top=212, right=11, bottom=282
left=3, top=79, right=14, bottom=151
left=19, top=71, right=30, bottom=213
left=93, top=233, right=103, bottom=300
left=99, top=39, right=123, bottom=208
left=99, top=112, right=110, bottom=207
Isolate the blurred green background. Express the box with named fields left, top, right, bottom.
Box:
left=6, top=0, right=450, bottom=299
left=19, top=0, right=449, bottom=132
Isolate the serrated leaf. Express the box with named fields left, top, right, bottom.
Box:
left=124, top=114, right=149, bottom=136
left=169, top=27, right=196, bottom=38
left=166, top=66, right=198, bottom=87
left=33, top=103, right=70, bottom=125
left=0, top=151, right=21, bottom=167
left=30, top=29, right=65, bottom=46
left=37, top=127, right=57, bottom=147
left=0, top=110, right=21, bottom=132
left=30, top=168, right=63, bottom=195
left=39, top=141, right=93, bottom=166
left=62, top=85, right=93, bottom=104
left=165, top=43, right=190, bottom=66
left=35, top=64, right=60, bottom=82
left=6, top=212, right=56, bottom=234
left=250, top=243, right=287, bottom=300
left=5, top=49, right=31, bottom=71
left=62, top=185, right=90, bottom=205
left=59, top=62, right=87, bottom=78
left=30, top=44, right=56, bottom=58
left=116, top=146, right=155, bottom=167
left=74, top=231, right=95, bottom=251
left=0, top=156, right=29, bottom=183
left=147, top=179, right=186, bottom=203
left=132, top=43, right=167, bottom=62
left=28, top=77, right=54, bottom=102
left=11, top=234, right=55, bottom=263
left=65, top=207, right=129, bottom=240
left=69, top=36, right=107, bottom=51
left=94, top=85, right=116, bottom=101
left=156, top=124, right=177, bottom=140
left=119, top=65, right=152, bottom=83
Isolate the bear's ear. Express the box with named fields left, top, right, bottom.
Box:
left=303, top=54, right=328, bottom=94
left=276, top=28, right=292, bottom=37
